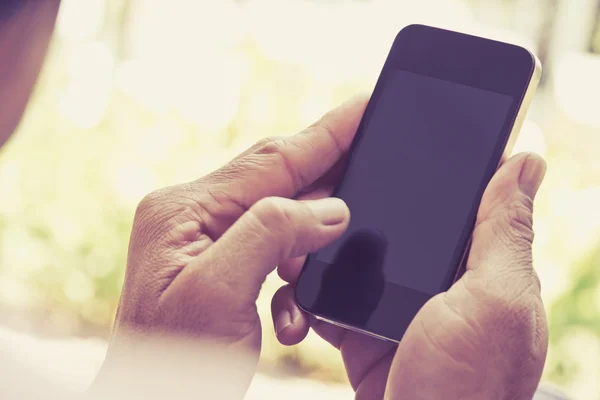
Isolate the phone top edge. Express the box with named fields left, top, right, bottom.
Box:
left=398, top=23, right=542, bottom=65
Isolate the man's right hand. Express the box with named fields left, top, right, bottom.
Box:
left=274, top=152, right=549, bottom=399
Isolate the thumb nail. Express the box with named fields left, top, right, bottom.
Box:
left=304, top=197, right=349, bottom=226
left=518, top=153, right=547, bottom=199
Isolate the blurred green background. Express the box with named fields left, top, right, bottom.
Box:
left=0, top=0, right=599, bottom=398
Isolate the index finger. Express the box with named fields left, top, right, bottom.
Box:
left=191, top=94, right=368, bottom=239
left=197, top=95, right=368, bottom=203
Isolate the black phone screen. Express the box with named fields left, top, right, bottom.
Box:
left=295, top=24, right=536, bottom=341
left=315, top=70, right=512, bottom=294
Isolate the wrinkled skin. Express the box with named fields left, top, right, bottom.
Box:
left=98, top=95, right=548, bottom=399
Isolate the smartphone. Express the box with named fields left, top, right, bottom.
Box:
left=295, top=24, right=542, bottom=343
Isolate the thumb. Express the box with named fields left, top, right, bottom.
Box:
left=189, top=196, right=349, bottom=297
left=467, top=152, right=547, bottom=278
left=385, top=153, right=548, bottom=400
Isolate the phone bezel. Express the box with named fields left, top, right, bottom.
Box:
left=295, top=24, right=541, bottom=343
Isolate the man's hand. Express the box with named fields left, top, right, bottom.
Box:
left=274, top=152, right=548, bottom=399
left=94, top=96, right=368, bottom=398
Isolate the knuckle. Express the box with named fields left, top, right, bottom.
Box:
left=308, top=119, right=344, bottom=156
left=214, top=136, right=285, bottom=180
left=228, top=136, right=286, bottom=161
left=255, top=135, right=305, bottom=157
left=248, top=197, right=296, bottom=258
left=494, top=194, right=535, bottom=246
left=249, top=197, right=294, bottom=233
left=254, top=137, right=307, bottom=190
left=134, top=185, right=199, bottom=235
left=254, top=137, right=286, bottom=160
left=136, top=187, right=173, bottom=216
left=253, top=136, right=283, bottom=150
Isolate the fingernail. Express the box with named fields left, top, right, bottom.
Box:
left=305, top=197, right=349, bottom=226
left=518, top=153, right=547, bottom=199
left=275, top=310, right=292, bottom=337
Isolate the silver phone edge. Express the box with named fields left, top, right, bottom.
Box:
left=314, top=315, right=400, bottom=343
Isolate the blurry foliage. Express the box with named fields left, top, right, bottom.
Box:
left=593, top=21, right=600, bottom=53
left=547, top=242, right=600, bottom=386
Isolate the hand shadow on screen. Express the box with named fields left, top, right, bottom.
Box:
left=312, top=229, right=387, bottom=328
